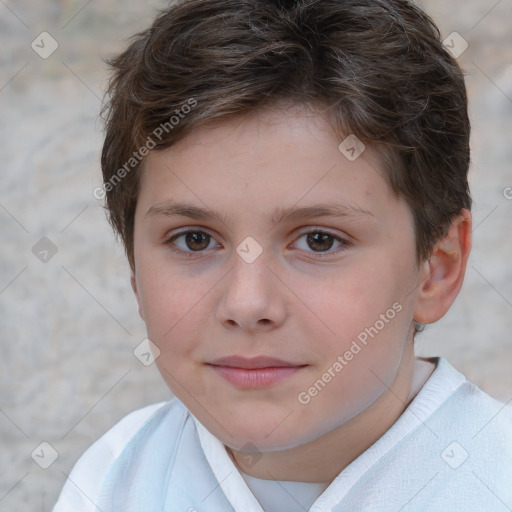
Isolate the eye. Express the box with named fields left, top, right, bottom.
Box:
left=165, top=228, right=350, bottom=258
left=293, top=229, right=350, bottom=257
left=165, top=230, right=219, bottom=256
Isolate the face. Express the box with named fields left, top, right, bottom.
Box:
left=131, top=105, right=423, bottom=452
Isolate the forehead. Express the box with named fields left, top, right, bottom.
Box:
left=137, top=107, right=407, bottom=227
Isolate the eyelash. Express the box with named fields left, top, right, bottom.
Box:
left=164, top=228, right=351, bottom=259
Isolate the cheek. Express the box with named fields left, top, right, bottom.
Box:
left=140, top=270, right=212, bottom=398
left=295, top=320, right=408, bottom=436
left=296, top=265, right=410, bottom=407
left=308, top=262, right=401, bottom=344
left=136, top=265, right=203, bottom=351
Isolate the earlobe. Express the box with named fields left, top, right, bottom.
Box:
left=130, top=269, right=145, bottom=321
left=413, top=209, right=472, bottom=324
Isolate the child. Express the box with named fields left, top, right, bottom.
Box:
left=53, top=0, right=512, bottom=510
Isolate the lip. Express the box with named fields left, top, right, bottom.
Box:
left=207, top=356, right=307, bottom=389
left=209, top=355, right=302, bottom=369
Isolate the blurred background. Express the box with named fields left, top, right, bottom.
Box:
left=1, top=0, right=511, bottom=509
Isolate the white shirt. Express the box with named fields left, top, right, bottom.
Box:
left=53, top=357, right=512, bottom=511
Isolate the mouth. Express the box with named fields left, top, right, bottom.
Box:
left=207, top=356, right=308, bottom=389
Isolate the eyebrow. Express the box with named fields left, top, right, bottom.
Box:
left=145, top=200, right=374, bottom=226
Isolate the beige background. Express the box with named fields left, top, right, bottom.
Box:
left=0, top=0, right=511, bottom=509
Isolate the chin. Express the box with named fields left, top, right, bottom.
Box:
left=210, top=410, right=327, bottom=452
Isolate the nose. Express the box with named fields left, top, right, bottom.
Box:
left=216, top=250, right=287, bottom=333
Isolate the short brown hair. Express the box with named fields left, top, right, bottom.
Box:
left=100, top=0, right=471, bottom=273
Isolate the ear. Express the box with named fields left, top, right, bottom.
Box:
left=413, top=209, right=472, bottom=324
left=130, top=268, right=145, bottom=321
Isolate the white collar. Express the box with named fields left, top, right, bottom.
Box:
left=192, top=414, right=265, bottom=511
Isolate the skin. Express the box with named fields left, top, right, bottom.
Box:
left=130, top=104, right=472, bottom=484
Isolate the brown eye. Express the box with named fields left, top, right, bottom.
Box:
left=167, top=230, right=217, bottom=254
left=165, top=228, right=350, bottom=259
left=305, top=232, right=336, bottom=252
left=183, top=232, right=211, bottom=251
left=294, top=229, right=350, bottom=257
